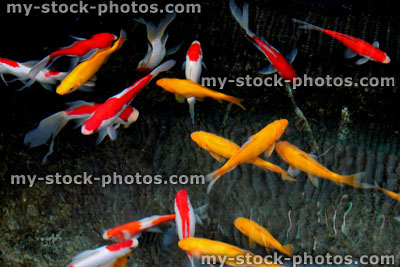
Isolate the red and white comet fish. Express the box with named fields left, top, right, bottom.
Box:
left=81, top=60, right=175, bottom=140
left=174, top=189, right=196, bottom=267
left=65, top=239, right=138, bottom=267
left=230, top=1, right=298, bottom=83
left=183, top=40, right=206, bottom=123
left=0, top=57, right=67, bottom=90
left=292, top=19, right=390, bottom=65
left=24, top=101, right=138, bottom=163
left=103, top=215, right=176, bottom=242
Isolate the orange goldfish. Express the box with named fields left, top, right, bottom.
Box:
left=205, top=119, right=288, bottom=193
left=56, top=30, right=126, bottom=95
left=178, top=237, right=283, bottom=267
left=156, top=78, right=245, bottom=110
left=374, top=182, right=400, bottom=202
left=275, top=141, right=373, bottom=188
left=234, top=217, right=292, bottom=257
left=191, top=131, right=295, bottom=182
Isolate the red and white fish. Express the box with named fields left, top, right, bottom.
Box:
left=29, top=32, right=117, bottom=80
left=174, top=189, right=196, bottom=267
left=65, top=239, right=138, bottom=267
left=103, top=215, right=176, bottom=242
left=136, top=14, right=181, bottom=72
left=81, top=60, right=175, bottom=140
left=182, top=40, right=206, bottom=123
left=24, top=101, right=139, bottom=163
left=230, top=1, right=298, bottom=83
left=293, top=19, right=390, bottom=65
left=0, top=57, right=67, bottom=90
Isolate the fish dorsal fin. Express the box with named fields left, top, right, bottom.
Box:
left=308, top=153, right=318, bottom=159
left=372, top=41, right=379, bottom=48
left=69, top=35, right=86, bottom=41
left=209, top=151, right=225, bottom=163
left=307, top=174, right=319, bottom=187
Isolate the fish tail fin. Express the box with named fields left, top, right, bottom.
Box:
left=223, top=95, right=246, bottom=110
left=282, top=244, right=293, bottom=258
left=292, top=18, right=323, bottom=31
left=206, top=170, right=221, bottom=194
left=149, top=59, right=176, bottom=78
left=342, top=172, right=374, bottom=189
left=229, top=0, right=255, bottom=37
left=24, top=111, right=69, bottom=148
left=27, top=55, right=51, bottom=80
left=136, top=13, right=176, bottom=43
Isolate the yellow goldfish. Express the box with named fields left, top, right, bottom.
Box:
left=234, top=217, right=292, bottom=257
left=155, top=78, right=245, bottom=110
left=56, top=30, right=127, bottom=95
left=205, top=119, right=288, bottom=193
left=374, top=182, right=400, bottom=202
left=275, top=141, right=373, bottom=188
left=178, top=237, right=283, bottom=267
left=191, top=131, right=295, bottom=182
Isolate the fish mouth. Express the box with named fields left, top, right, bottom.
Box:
left=81, top=127, right=93, bottom=135
left=383, top=56, right=391, bottom=64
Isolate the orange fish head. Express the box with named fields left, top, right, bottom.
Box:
left=156, top=78, right=172, bottom=91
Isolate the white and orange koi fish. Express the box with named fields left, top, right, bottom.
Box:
left=81, top=60, right=175, bottom=141
left=174, top=189, right=196, bottom=267
left=65, top=239, right=138, bottom=267
left=103, top=214, right=176, bottom=242
left=183, top=40, right=206, bottom=123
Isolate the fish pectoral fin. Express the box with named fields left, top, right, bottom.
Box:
left=147, top=226, right=163, bottom=233
left=356, top=57, right=369, bottom=65
left=96, top=128, right=108, bottom=145
left=196, top=97, right=205, bottom=102
left=259, top=64, right=278, bottom=75
left=265, top=246, right=271, bottom=254
left=167, top=41, right=183, bottom=55
left=209, top=151, right=225, bottom=163
left=174, top=94, right=185, bottom=103
left=181, top=61, right=186, bottom=71
left=264, top=142, right=276, bottom=158
left=308, top=174, right=319, bottom=187
left=287, top=166, right=301, bottom=177
left=248, top=238, right=256, bottom=249
left=308, top=153, right=318, bottom=159
left=285, top=48, right=298, bottom=63
left=372, top=41, right=380, bottom=48
left=78, top=86, right=95, bottom=92
left=107, top=126, right=118, bottom=141
left=202, top=62, right=208, bottom=71
left=344, top=48, right=357, bottom=59
left=83, top=80, right=96, bottom=87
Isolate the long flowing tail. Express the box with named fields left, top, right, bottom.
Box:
left=229, top=0, right=255, bottom=38
left=292, top=19, right=323, bottom=31
left=24, top=111, right=69, bottom=148
left=135, top=13, right=176, bottom=43
left=27, top=55, right=51, bottom=81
